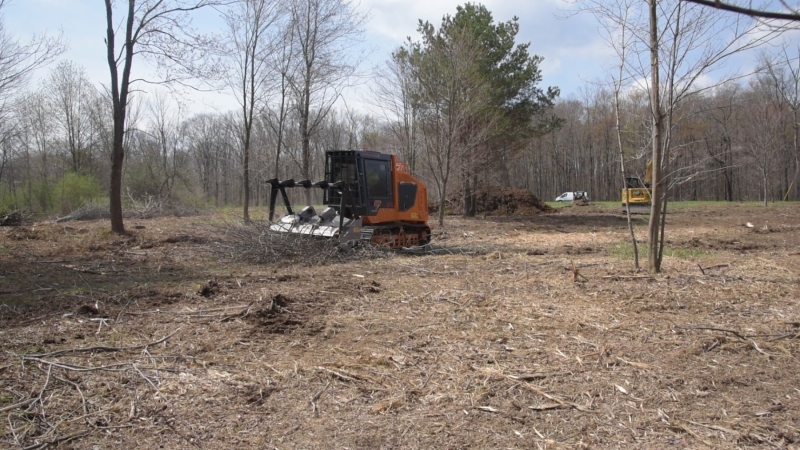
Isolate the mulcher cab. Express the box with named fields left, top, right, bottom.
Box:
left=266, top=150, right=431, bottom=248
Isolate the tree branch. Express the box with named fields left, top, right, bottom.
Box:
left=683, top=0, right=800, bottom=21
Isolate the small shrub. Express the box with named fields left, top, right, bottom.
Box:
left=54, top=173, right=103, bottom=215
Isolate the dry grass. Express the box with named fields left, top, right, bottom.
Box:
left=1, top=203, right=799, bottom=449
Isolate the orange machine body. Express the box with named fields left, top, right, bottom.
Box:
left=362, top=155, right=429, bottom=227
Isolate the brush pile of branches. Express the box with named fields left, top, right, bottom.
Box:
left=213, top=220, right=390, bottom=265
left=126, top=195, right=202, bottom=219
left=0, top=210, right=27, bottom=226
left=55, top=197, right=202, bottom=223
left=126, top=194, right=163, bottom=219
left=436, top=187, right=555, bottom=216
left=55, top=201, right=109, bottom=222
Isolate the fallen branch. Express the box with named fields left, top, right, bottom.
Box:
left=682, top=419, right=739, bottom=436
left=317, top=366, right=359, bottom=383
left=133, top=363, right=164, bottom=399
left=528, top=403, right=567, bottom=411
left=114, top=297, right=133, bottom=325
left=220, top=303, right=256, bottom=322
left=0, top=398, right=37, bottom=413
left=508, top=376, right=592, bottom=413
left=602, top=275, right=654, bottom=280
left=21, top=429, right=92, bottom=450
left=53, top=375, right=89, bottom=421
left=676, top=326, right=773, bottom=356
left=675, top=326, right=747, bottom=341
left=34, top=364, right=53, bottom=414
left=507, top=373, right=557, bottom=381
left=24, top=328, right=182, bottom=358
left=768, top=332, right=800, bottom=342
left=615, top=356, right=651, bottom=370
left=316, top=366, right=383, bottom=386
left=749, top=340, right=771, bottom=356
left=700, top=263, right=730, bottom=272
left=21, top=358, right=130, bottom=372
left=668, top=419, right=714, bottom=447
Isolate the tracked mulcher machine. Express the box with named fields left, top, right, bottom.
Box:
left=267, top=150, right=431, bottom=248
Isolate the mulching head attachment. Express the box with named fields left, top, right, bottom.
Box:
left=266, top=178, right=361, bottom=242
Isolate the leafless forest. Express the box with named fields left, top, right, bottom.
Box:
left=1, top=0, right=800, bottom=225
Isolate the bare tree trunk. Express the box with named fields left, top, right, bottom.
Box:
left=608, top=0, right=639, bottom=270
left=243, top=131, right=251, bottom=220
left=300, top=86, right=311, bottom=205
left=222, top=0, right=280, bottom=222
left=103, top=0, right=216, bottom=233
left=438, top=187, right=446, bottom=227
left=657, top=0, right=682, bottom=270
left=106, top=0, right=135, bottom=235
left=614, top=63, right=638, bottom=268
left=273, top=79, right=287, bottom=179
left=462, top=166, right=471, bottom=217
left=790, top=107, right=799, bottom=200
left=647, top=0, right=664, bottom=273
left=470, top=169, right=478, bottom=216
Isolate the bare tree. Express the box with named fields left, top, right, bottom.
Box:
left=288, top=0, right=365, bottom=204
left=645, top=0, right=666, bottom=273
left=741, top=75, right=786, bottom=205
left=760, top=44, right=800, bottom=200
left=15, top=91, right=56, bottom=212
left=0, top=0, right=63, bottom=189
left=185, top=112, right=233, bottom=205
left=0, top=0, right=64, bottom=107
left=704, top=82, right=740, bottom=201
left=262, top=18, right=296, bottom=181
left=577, top=0, right=784, bottom=272
left=592, top=0, right=642, bottom=269
left=372, top=45, right=420, bottom=171
left=0, top=111, right=15, bottom=184
left=220, top=0, right=282, bottom=221
left=46, top=61, right=101, bottom=174
left=145, top=92, right=186, bottom=198
left=103, top=0, right=221, bottom=234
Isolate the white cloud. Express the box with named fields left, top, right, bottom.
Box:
left=359, top=0, right=612, bottom=98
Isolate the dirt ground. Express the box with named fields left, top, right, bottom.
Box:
left=1, top=202, right=799, bottom=449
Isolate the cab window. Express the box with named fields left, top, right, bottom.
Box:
left=364, top=159, right=391, bottom=199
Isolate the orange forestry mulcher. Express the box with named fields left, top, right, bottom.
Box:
left=267, top=150, right=431, bottom=248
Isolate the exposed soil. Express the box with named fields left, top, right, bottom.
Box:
left=1, top=203, right=799, bottom=449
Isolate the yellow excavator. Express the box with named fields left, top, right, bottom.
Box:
left=622, top=160, right=652, bottom=214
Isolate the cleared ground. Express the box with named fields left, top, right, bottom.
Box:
left=1, top=202, right=799, bottom=449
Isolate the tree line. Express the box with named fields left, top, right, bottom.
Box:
left=0, top=0, right=798, bottom=234
left=520, top=66, right=800, bottom=206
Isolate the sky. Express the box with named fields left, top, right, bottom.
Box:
left=3, top=0, right=797, bottom=116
